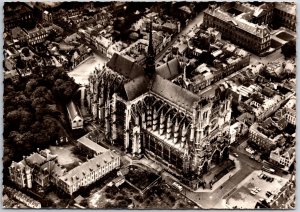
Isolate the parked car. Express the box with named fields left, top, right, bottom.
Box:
left=233, top=153, right=239, bottom=158
left=255, top=187, right=261, bottom=192
left=172, top=182, right=183, bottom=191
left=266, top=191, right=272, bottom=197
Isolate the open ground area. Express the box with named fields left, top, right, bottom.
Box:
left=225, top=170, right=289, bottom=209
left=276, top=31, right=295, bottom=42
left=49, top=145, right=84, bottom=171
left=68, top=53, right=108, bottom=85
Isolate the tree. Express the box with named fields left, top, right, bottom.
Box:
left=281, top=40, right=296, bottom=59
left=22, top=47, right=30, bottom=57
left=25, top=79, right=38, bottom=95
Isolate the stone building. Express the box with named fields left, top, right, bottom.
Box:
left=86, top=22, right=232, bottom=188
left=57, top=151, right=120, bottom=195
left=9, top=148, right=120, bottom=196
left=273, top=3, right=296, bottom=31
left=9, top=149, right=62, bottom=189
left=203, top=3, right=271, bottom=55
left=270, top=146, right=295, bottom=172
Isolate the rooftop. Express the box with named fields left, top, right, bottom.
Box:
left=59, top=150, right=119, bottom=186
left=205, top=3, right=270, bottom=38
left=77, top=135, right=108, bottom=154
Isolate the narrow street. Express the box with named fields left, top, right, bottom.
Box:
left=156, top=11, right=204, bottom=62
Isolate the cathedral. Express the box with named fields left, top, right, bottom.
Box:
left=86, top=22, right=232, bottom=188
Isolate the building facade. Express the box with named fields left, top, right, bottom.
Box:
left=9, top=148, right=120, bottom=196
left=273, top=3, right=296, bottom=31
left=270, top=147, right=295, bottom=171
left=203, top=3, right=271, bottom=55
left=57, top=151, right=120, bottom=195
left=86, top=23, right=232, bottom=188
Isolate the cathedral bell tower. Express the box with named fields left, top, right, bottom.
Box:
left=145, top=20, right=156, bottom=78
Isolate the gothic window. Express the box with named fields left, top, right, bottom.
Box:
left=203, top=111, right=208, bottom=120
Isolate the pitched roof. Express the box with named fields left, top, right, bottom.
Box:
left=77, top=135, right=108, bottom=154
left=206, top=7, right=270, bottom=38
left=124, top=75, right=150, bottom=101
left=66, top=101, right=82, bottom=121
left=60, top=151, right=119, bottom=186
left=26, top=153, right=46, bottom=165
left=156, top=58, right=181, bottom=80
left=106, top=53, right=144, bottom=80
left=150, top=75, right=199, bottom=113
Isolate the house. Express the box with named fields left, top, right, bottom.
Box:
left=270, top=147, right=295, bottom=171
left=70, top=45, right=92, bottom=69
left=66, top=101, right=83, bottom=130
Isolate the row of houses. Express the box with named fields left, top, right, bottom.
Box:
left=4, top=186, right=41, bottom=208
left=249, top=95, right=296, bottom=171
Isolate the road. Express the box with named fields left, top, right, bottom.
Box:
left=156, top=136, right=265, bottom=209
left=156, top=11, right=204, bottom=62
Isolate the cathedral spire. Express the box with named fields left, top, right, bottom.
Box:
left=145, top=20, right=155, bottom=78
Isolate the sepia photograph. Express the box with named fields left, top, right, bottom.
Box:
left=3, top=1, right=296, bottom=209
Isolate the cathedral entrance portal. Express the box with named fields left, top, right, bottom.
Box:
left=222, top=147, right=230, bottom=160
left=211, top=149, right=220, bottom=165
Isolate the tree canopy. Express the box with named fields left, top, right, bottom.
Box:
left=4, top=67, right=79, bottom=167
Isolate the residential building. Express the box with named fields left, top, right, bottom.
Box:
left=4, top=186, right=41, bottom=208
left=282, top=96, right=296, bottom=126
left=9, top=149, right=64, bottom=188
left=270, top=146, right=295, bottom=171
left=70, top=44, right=92, bottom=69
left=249, top=122, right=278, bottom=152
left=23, top=26, right=50, bottom=46
left=57, top=151, right=120, bottom=195
left=273, top=2, right=296, bottom=31
left=203, top=2, right=271, bottom=55
left=4, top=2, right=35, bottom=31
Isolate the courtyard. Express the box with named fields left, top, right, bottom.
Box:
left=68, top=53, right=108, bottom=85
left=49, top=144, right=85, bottom=171
left=125, top=165, right=160, bottom=192
left=225, top=170, right=289, bottom=209
left=276, top=31, right=295, bottom=42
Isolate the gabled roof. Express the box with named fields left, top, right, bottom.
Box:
left=150, top=75, right=199, bottom=113
left=66, top=101, right=82, bottom=121
left=156, top=58, right=181, bottom=80
left=60, top=151, right=119, bottom=186
left=77, top=135, right=108, bottom=154
left=106, top=53, right=144, bottom=80
left=26, top=153, right=46, bottom=165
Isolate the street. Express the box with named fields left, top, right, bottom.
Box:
left=79, top=8, right=288, bottom=210
left=156, top=11, right=204, bottom=62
